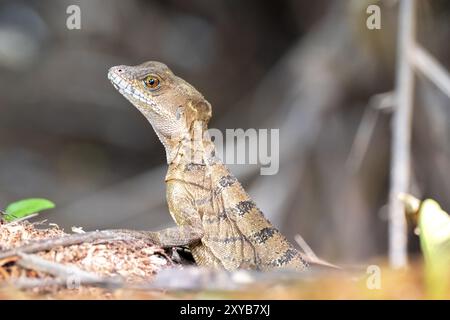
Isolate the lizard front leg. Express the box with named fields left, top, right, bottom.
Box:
left=114, top=225, right=203, bottom=248
left=0, top=226, right=203, bottom=259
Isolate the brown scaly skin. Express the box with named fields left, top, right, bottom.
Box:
left=107, top=61, right=308, bottom=271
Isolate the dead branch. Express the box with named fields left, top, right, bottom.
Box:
left=18, top=253, right=102, bottom=281
left=388, top=0, right=417, bottom=268
left=410, top=45, right=450, bottom=98
left=295, top=234, right=341, bottom=270
left=0, top=230, right=136, bottom=260
left=346, top=91, right=395, bottom=173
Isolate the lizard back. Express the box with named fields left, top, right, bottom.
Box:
left=167, top=155, right=308, bottom=271
left=206, top=157, right=308, bottom=271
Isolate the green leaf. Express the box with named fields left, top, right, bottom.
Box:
left=419, top=200, right=450, bottom=258
left=3, top=198, right=55, bottom=222
left=400, top=194, right=450, bottom=298
left=416, top=199, right=450, bottom=299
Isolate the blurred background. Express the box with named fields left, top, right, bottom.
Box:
left=0, top=0, right=449, bottom=264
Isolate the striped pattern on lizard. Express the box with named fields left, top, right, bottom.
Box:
left=107, top=61, right=308, bottom=271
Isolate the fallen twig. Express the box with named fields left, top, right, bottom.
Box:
left=18, top=253, right=102, bottom=281
left=11, top=277, right=67, bottom=289
left=12, top=253, right=124, bottom=289
left=0, top=230, right=138, bottom=260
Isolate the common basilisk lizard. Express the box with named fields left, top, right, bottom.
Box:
left=0, top=61, right=322, bottom=271
left=106, top=61, right=308, bottom=271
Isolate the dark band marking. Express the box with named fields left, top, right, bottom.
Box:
left=235, top=200, right=256, bottom=216
left=213, top=175, right=237, bottom=195
left=204, top=200, right=258, bottom=223
left=270, top=248, right=299, bottom=267
left=199, top=174, right=237, bottom=206
left=205, top=235, right=244, bottom=244
left=221, top=256, right=256, bottom=263
left=219, top=175, right=237, bottom=188
left=203, top=210, right=228, bottom=224
left=251, top=227, right=278, bottom=244
left=185, top=163, right=206, bottom=171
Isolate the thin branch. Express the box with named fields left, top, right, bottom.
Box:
left=294, top=234, right=318, bottom=260
left=13, top=253, right=124, bottom=289
left=18, top=253, right=102, bottom=282
left=294, top=234, right=341, bottom=269
left=11, top=277, right=67, bottom=289
left=11, top=274, right=126, bottom=291
left=410, top=45, right=450, bottom=98
left=388, top=0, right=417, bottom=268
left=346, top=92, right=395, bottom=173
left=0, top=230, right=136, bottom=260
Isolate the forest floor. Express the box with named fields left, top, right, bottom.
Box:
left=0, top=221, right=444, bottom=299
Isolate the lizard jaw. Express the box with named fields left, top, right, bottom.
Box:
left=107, top=66, right=146, bottom=103
left=107, top=67, right=135, bottom=98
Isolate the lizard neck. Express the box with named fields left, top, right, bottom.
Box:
left=164, top=120, right=215, bottom=166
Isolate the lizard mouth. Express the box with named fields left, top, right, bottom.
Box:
left=108, top=68, right=129, bottom=92
left=108, top=65, right=160, bottom=110
left=108, top=67, right=144, bottom=103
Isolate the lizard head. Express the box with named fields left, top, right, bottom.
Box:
left=108, top=61, right=212, bottom=162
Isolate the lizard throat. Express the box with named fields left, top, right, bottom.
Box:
left=167, top=121, right=215, bottom=166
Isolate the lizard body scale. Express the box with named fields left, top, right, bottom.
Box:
left=107, top=61, right=308, bottom=271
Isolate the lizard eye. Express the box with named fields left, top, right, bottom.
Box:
left=143, top=75, right=160, bottom=89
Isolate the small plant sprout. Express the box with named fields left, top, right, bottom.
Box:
left=2, top=198, right=56, bottom=223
